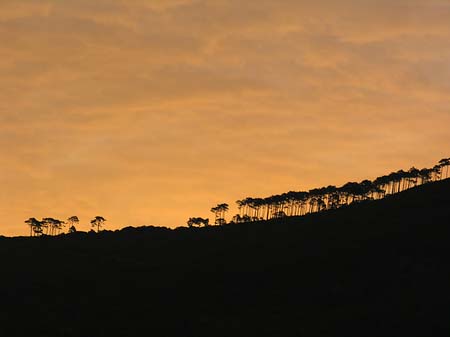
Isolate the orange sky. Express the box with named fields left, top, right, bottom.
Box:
left=1, top=0, right=449, bottom=236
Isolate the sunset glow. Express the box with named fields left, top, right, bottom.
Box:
left=1, top=0, right=449, bottom=236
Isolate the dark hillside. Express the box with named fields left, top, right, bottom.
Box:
left=1, top=179, right=450, bottom=337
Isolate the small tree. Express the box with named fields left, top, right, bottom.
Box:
left=91, top=216, right=106, bottom=232
left=68, top=225, right=77, bottom=233
left=232, top=214, right=242, bottom=223
left=187, top=217, right=209, bottom=227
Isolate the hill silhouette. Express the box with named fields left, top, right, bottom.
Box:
left=1, top=179, right=450, bottom=337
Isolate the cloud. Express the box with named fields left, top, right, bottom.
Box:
left=0, top=0, right=449, bottom=235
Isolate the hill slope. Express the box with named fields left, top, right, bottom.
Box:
left=1, top=179, right=450, bottom=337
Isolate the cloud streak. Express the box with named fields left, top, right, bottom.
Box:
left=0, top=0, right=449, bottom=235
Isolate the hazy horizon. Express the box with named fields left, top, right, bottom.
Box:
left=1, top=0, right=450, bottom=236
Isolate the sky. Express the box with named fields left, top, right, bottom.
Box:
left=1, top=0, right=449, bottom=236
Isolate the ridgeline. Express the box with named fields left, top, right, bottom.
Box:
left=1, top=179, right=450, bottom=337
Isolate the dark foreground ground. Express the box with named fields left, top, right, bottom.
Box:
left=1, top=179, right=449, bottom=337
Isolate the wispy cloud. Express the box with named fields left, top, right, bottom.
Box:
left=0, top=0, right=449, bottom=235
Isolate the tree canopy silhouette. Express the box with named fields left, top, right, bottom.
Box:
left=206, top=157, right=450, bottom=225
left=91, top=216, right=106, bottom=232
left=67, top=216, right=79, bottom=228
left=22, top=156, right=449, bottom=235
left=187, top=217, right=209, bottom=227
left=210, top=203, right=229, bottom=225
left=24, top=217, right=43, bottom=236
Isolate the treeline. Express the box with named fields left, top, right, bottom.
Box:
left=25, top=215, right=107, bottom=237
left=188, top=157, right=450, bottom=227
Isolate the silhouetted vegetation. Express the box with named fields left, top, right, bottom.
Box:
left=187, top=217, right=209, bottom=227
left=4, top=177, right=450, bottom=337
left=190, top=157, right=449, bottom=225
left=25, top=215, right=105, bottom=236
left=67, top=216, right=79, bottom=229
left=25, top=217, right=65, bottom=236
left=91, top=216, right=107, bottom=232
left=210, top=203, right=229, bottom=225
left=24, top=217, right=43, bottom=236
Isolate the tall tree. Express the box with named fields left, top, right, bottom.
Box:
left=225, top=157, right=448, bottom=225
left=42, top=218, right=54, bottom=236
left=91, top=216, right=106, bottom=233
left=419, top=168, right=433, bottom=185
left=25, top=218, right=42, bottom=237
left=211, top=203, right=229, bottom=225
left=439, top=158, right=450, bottom=179
left=67, top=216, right=80, bottom=233
left=42, top=218, right=64, bottom=236
left=53, top=219, right=65, bottom=235
left=406, top=167, right=420, bottom=189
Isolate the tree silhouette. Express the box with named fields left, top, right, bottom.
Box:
left=42, top=218, right=64, bottom=236
left=439, top=158, right=450, bottom=179
left=210, top=203, right=229, bottom=225
left=21, top=158, right=449, bottom=234
left=273, top=210, right=287, bottom=218
left=231, top=214, right=240, bottom=223
left=419, top=168, right=433, bottom=185
left=67, top=216, right=79, bottom=232
left=432, top=165, right=442, bottom=181
left=91, top=216, right=106, bottom=233
left=226, top=157, right=448, bottom=225
left=54, top=219, right=65, bottom=235
left=187, top=217, right=209, bottom=227
left=406, top=167, right=420, bottom=189
left=25, top=218, right=43, bottom=237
